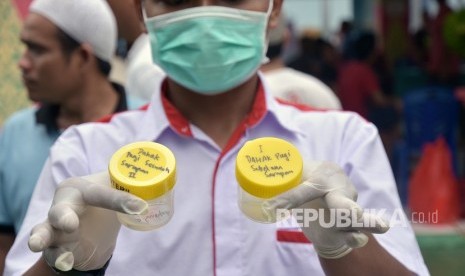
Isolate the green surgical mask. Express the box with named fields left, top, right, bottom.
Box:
left=145, top=2, right=273, bottom=95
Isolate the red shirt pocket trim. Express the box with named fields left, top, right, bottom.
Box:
left=277, top=230, right=312, bottom=244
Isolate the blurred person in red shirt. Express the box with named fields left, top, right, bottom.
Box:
left=337, top=31, right=393, bottom=118
left=337, top=31, right=401, bottom=159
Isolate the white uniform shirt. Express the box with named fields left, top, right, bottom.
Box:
left=5, top=76, right=429, bottom=276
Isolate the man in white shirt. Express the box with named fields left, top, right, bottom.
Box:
left=5, top=0, right=428, bottom=275
left=261, top=15, right=341, bottom=110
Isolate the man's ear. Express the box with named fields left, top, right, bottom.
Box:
left=133, top=0, right=147, bottom=33
left=268, top=0, right=283, bottom=29
left=75, top=43, right=95, bottom=71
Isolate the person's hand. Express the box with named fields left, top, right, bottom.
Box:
left=28, top=172, right=148, bottom=271
left=263, top=161, right=389, bottom=259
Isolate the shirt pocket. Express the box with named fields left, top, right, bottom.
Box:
left=274, top=219, right=321, bottom=274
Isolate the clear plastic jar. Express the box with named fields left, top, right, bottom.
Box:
left=109, top=141, right=176, bottom=231
left=236, top=137, right=303, bottom=223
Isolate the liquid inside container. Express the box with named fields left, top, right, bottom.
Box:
left=109, top=141, right=176, bottom=231
left=236, top=137, right=303, bottom=223
left=117, top=191, right=174, bottom=231
left=238, top=188, right=277, bottom=223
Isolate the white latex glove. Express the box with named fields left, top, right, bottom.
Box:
left=263, top=161, right=389, bottom=259
left=28, top=172, right=148, bottom=271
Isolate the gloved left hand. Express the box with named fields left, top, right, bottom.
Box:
left=28, top=172, right=148, bottom=272
left=263, top=161, right=389, bottom=259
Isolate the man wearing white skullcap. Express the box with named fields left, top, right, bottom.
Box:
left=0, top=0, right=144, bottom=272
left=30, top=0, right=117, bottom=63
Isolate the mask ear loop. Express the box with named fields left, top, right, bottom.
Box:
left=142, top=6, right=149, bottom=21
left=266, top=0, right=274, bottom=17
left=262, top=0, right=275, bottom=64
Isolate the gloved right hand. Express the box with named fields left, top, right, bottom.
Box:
left=263, top=161, right=389, bottom=259
left=28, top=172, right=148, bottom=272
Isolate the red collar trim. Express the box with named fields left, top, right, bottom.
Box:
left=275, top=98, right=324, bottom=112
left=97, top=104, right=149, bottom=123
left=160, top=80, right=268, bottom=144
left=161, top=81, right=193, bottom=137
left=221, top=81, right=267, bottom=154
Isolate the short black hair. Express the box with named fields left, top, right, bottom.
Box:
left=55, top=28, right=112, bottom=76
left=266, top=43, right=283, bottom=60
left=352, top=31, right=376, bottom=61
left=341, top=20, right=353, bottom=34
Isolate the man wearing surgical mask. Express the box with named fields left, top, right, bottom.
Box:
left=5, top=1, right=428, bottom=275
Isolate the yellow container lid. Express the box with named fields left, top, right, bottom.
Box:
left=108, top=141, right=176, bottom=200
left=236, top=137, right=303, bottom=199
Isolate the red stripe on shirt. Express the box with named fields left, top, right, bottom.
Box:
left=277, top=230, right=312, bottom=244
left=211, top=81, right=267, bottom=276
left=96, top=104, right=149, bottom=123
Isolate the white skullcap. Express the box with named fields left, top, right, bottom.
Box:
left=30, top=0, right=117, bottom=62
